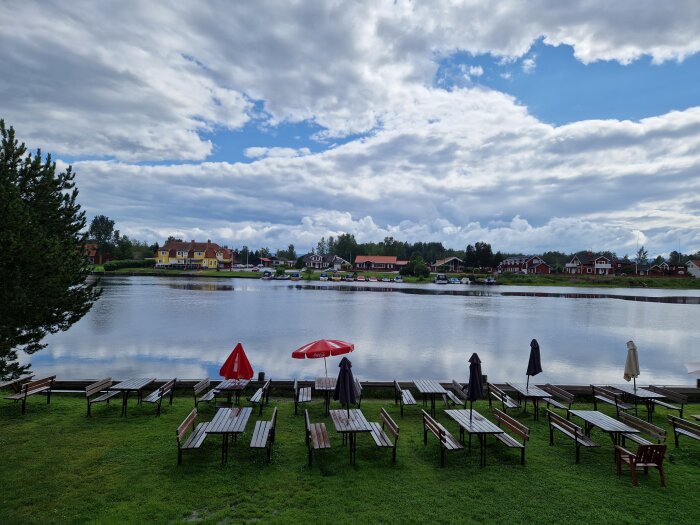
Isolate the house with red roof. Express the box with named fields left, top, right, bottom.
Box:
left=564, top=253, right=612, bottom=275
left=431, top=256, right=464, bottom=273
left=155, top=239, right=233, bottom=269
left=354, top=255, right=407, bottom=271
left=497, top=255, right=551, bottom=274
left=687, top=260, right=700, bottom=278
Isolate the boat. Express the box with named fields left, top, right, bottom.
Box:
left=262, top=270, right=273, bottom=280
left=393, top=276, right=403, bottom=283
left=356, top=275, right=366, bottom=282
left=460, top=277, right=471, bottom=284
left=331, top=273, right=342, bottom=282
left=344, top=274, right=355, bottom=282
left=434, top=273, right=448, bottom=284
left=368, top=276, right=378, bottom=282
left=381, top=277, right=391, bottom=282
left=319, top=272, right=329, bottom=281
left=449, top=277, right=460, bottom=284
left=484, top=277, right=497, bottom=285
left=290, top=272, right=301, bottom=281
left=274, top=273, right=290, bottom=280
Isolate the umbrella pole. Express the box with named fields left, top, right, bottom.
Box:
left=324, top=357, right=328, bottom=378
left=470, top=400, right=473, bottom=423
left=526, top=375, right=530, bottom=389
left=633, top=377, right=636, bottom=391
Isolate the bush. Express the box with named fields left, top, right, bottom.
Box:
left=103, top=258, right=156, bottom=271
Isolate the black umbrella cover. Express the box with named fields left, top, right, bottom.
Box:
left=466, top=353, right=483, bottom=401
left=333, top=356, right=356, bottom=406
left=526, top=339, right=543, bottom=377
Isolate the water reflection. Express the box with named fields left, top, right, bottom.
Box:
left=25, top=276, right=700, bottom=384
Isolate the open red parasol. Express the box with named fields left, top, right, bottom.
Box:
left=291, top=339, right=354, bottom=377
left=220, top=342, right=254, bottom=380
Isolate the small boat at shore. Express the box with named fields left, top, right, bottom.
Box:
left=434, top=273, right=448, bottom=284
left=290, top=272, right=301, bottom=281
left=319, top=272, right=329, bottom=281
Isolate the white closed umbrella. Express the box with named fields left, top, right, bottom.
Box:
left=685, top=363, right=700, bottom=375
left=623, top=340, right=640, bottom=391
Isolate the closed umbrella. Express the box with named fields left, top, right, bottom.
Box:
left=291, top=339, right=354, bottom=377
left=623, top=340, right=640, bottom=391
left=219, top=342, right=254, bottom=380
left=466, top=353, right=483, bottom=423
left=333, top=356, right=356, bottom=415
left=684, top=363, right=700, bottom=375
left=526, top=339, right=543, bottom=389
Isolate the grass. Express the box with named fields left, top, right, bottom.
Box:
left=1, top=394, right=698, bottom=524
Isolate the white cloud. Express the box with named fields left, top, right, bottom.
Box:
left=468, top=65, right=484, bottom=77
left=522, top=56, right=537, bottom=73
left=244, top=147, right=311, bottom=159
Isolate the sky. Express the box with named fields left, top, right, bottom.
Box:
left=2, top=1, right=700, bottom=257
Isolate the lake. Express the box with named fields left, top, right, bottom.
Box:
left=25, top=275, right=700, bottom=385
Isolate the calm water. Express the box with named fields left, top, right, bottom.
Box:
left=26, top=276, right=700, bottom=385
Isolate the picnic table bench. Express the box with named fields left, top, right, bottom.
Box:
left=305, top=409, right=330, bottom=466
left=647, top=385, right=687, bottom=419
left=176, top=408, right=209, bottom=465
left=249, top=379, right=271, bottom=415
left=353, top=378, right=363, bottom=409
left=618, top=412, right=666, bottom=447
left=368, top=407, right=400, bottom=463
left=250, top=406, right=278, bottom=462
left=668, top=415, right=700, bottom=447
left=4, top=375, right=55, bottom=414
left=444, top=380, right=467, bottom=407
left=143, top=378, right=176, bottom=416
left=493, top=408, right=530, bottom=465
left=546, top=409, right=600, bottom=463
left=394, top=380, right=416, bottom=417
left=591, top=385, right=633, bottom=417
left=487, top=383, right=520, bottom=412
left=294, top=379, right=311, bottom=415
left=0, top=375, right=33, bottom=394
left=615, top=443, right=667, bottom=487
left=85, top=378, right=121, bottom=416
left=422, top=409, right=463, bottom=467
left=192, top=378, right=218, bottom=408
left=539, top=384, right=575, bottom=413
left=444, top=408, right=503, bottom=466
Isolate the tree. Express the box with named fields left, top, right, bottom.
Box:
left=332, top=233, right=358, bottom=263
left=399, top=254, right=430, bottom=278
left=636, top=246, right=648, bottom=270
left=316, top=237, right=327, bottom=256
left=89, top=215, right=116, bottom=263
left=0, top=120, right=100, bottom=379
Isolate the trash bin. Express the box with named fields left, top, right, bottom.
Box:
left=258, top=371, right=265, bottom=381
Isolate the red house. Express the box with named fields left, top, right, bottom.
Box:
left=497, top=255, right=551, bottom=274
left=565, top=253, right=612, bottom=275
left=354, top=255, right=407, bottom=271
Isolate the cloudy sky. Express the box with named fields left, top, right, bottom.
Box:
left=2, top=1, right=700, bottom=257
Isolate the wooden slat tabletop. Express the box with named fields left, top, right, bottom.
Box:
left=609, top=385, right=665, bottom=399
left=206, top=406, right=253, bottom=434
left=109, top=378, right=155, bottom=391
left=315, top=377, right=336, bottom=391
left=329, top=409, right=373, bottom=433
left=445, top=409, right=504, bottom=435
left=569, top=410, right=639, bottom=433
left=413, top=379, right=447, bottom=394
left=216, top=379, right=250, bottom=391
left=507, top=382, right=551, bottom=398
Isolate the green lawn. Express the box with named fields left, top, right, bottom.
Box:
left=2, top=395, right=697, bottom=524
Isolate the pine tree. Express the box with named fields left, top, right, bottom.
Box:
left=0, top=120, right=100, bottom=379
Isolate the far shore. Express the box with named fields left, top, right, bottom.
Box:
left=90, top=267, right=700, bottom=290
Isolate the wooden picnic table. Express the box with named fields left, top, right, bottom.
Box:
left=315, top=376, right=336, bottom=416
left=0, top=375, right=34, bottom=393
left=445, top=409, right=504, bottom=466
left=506, top=382, right=551, bottom=420
left=413, top=379, right=447, bottom=417
left=329, top=409, right=373, bottom=464
left=216, top=379, right=250, bottom=406
left=609, top=384, right=665, bottom=422
left=109, top=378, right=155, bottom=416
left=206, top=406, right=253, bottom=464
left=569, top=410, right=639, bottom=455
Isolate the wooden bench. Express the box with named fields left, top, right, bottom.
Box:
left=249, top=379, right=271, bottom=415
left=618, top=412, right=666, bottom=446
left=305, top=409, right=330, bottom=466
left=85, top=377, right=121, bottom=416
left=250, top=406, right=278, bottom=462
left=0, top=374, right=34, bottom=394
left=353, top=378, right=363, bottom=409
left=368, top=407, right=400, bottom=463
left=443, top=380, right=467, bottom=407
left=421, top=409, right=463, bottom=466
left=546, top=409, right=599, bottom=463
left=176, top=408, right=209, bottom=465
left=647, top=385, right=687, bottom=419
left=393, top=380, right=416, bottom=417
left=294, top=379, right=311, bottom=415
left=487, top=383, right=520, bottom=412
left=143, top=378, right=176, bottom=416
left=540, top=384, right=574, bottom=413
left=4, top=375, right=55, bottom=414
left=192, top=378, right=218, bottom=408
left=668, top=415, right=700, bottom=447
left=615, top=444, right=667, bottom=487
left=493, top=408, right=530, bottom=465
left=591, top=385, right=633, bottom=417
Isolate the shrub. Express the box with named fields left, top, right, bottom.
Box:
left=103, top=258, right=156, bottom=271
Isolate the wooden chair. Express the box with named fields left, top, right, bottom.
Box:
left=614, top=444, right=667, bottom=487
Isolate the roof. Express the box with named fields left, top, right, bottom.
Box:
left=434, top=256, right=463, bottom=266
left=355, top=255, right=398, bottom=264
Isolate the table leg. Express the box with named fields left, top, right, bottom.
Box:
left=222, top=433, right=228, bottom=465
left=646, top=400, right=653, bottom=423
left=533, top=399, right=539, bottom=421
left=121, top=391, right=128, bottom=416
left=431, top=395, right=436, bottom=417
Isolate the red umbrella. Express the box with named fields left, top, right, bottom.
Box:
left=220, top=342, right=254, bottom=380
left=291, top=339, right=354, bottom=377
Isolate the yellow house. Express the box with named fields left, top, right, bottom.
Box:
left=155, top=239, right=234, bottom=269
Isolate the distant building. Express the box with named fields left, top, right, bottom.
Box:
left=354, top=255, right=407, bottom=272
left=687, top=260, right=700, bottom=278
left=431, top=256, right=464, bottom=273
left=565, top=253, right=612, bottom=275
left=302, top=253, right=350, bottom=270
left=497, top=255, right=551, bottom=274
left=613, top=257, right=636, bottom=274
left=155, top=239, right=233, bottom=269
left=85, top=243, right=112, bottom=265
